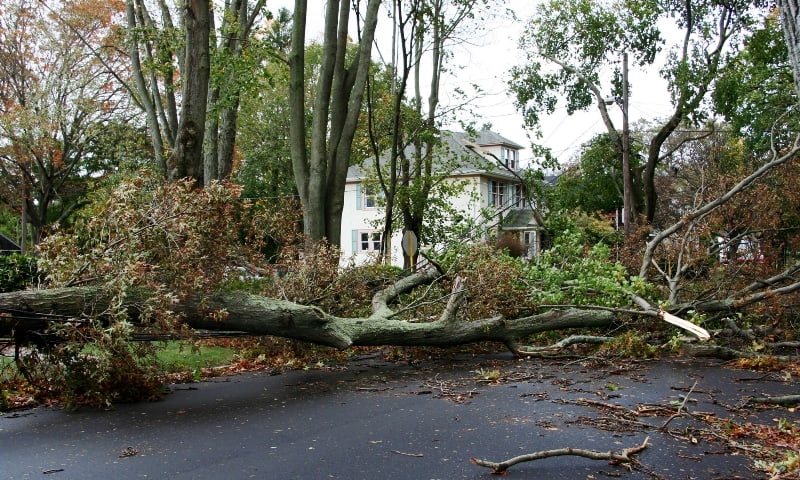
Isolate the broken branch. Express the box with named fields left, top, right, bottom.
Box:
left=470, top=436, right=650, bottom=474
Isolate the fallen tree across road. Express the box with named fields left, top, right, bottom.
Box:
left=0, top=273, right=616, bottom=352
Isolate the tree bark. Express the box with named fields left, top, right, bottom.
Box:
left=0, top=285, right=615, bottom=351
left=471, top=437, right=650, bottom=474
left=167, top=0, right=210, bottom=186
left=289, top=0, right=381, bottom=247
left=779, top=0, right=800, bottom=97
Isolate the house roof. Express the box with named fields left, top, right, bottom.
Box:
left=347, top=129, right=525, bottom=182
left=467, top=128, right=524, bottom=150
left=501, top=208, right=544, bottom=230
left=0, top=233, right=21, bottom=254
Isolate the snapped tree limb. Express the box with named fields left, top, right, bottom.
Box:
left=628, top=291, right=711, bottom=341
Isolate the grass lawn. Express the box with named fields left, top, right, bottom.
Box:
left=0, top=340, right=239, bottom=381
left=154, top=341, right=238, bottom=373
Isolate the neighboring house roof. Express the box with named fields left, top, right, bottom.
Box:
left=501, top=208, right=543, bottom=230
left=347, top=128, right=524, bottom=182
left=466, top=128, right=524, bottom=150
left=0, top=233, right=21, bottom=255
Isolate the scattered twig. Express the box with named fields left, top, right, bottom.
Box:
left=391, top=450, right=424, bottom=457
left=514, top=335, right=613, bottom=357
left=470, top=437, right=650, bottom=474
left=356, top=386, right=393, bottom=392
left=746, top=394, right=800, bottom=407
left=661, top=380, right=698, bottom=430
left=422, top=375, right=478, bottom=403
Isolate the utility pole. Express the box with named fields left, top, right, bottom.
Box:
left=621, top=52, right=633, bottom=236
left=20, top=171, right=28, bottom=255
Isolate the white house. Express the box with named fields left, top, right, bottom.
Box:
left=340, top=128, right=544, bottom=267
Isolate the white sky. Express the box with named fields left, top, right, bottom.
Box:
left=272, top=0, right=676, bottom=169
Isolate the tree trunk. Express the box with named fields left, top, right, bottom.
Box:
left=203, top=0, right=264, bottom=184
left=167, top=0, right=210, bottom=187
left=126, top=0, right=167, bottom=174
left=779, top=0, right=800, bottom=97
left=0, top=284, right=614, bottom=351
left=289, top=0, right=381, bottom=247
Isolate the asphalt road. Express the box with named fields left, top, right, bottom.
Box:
left=1, top=354, right=797, bottom=479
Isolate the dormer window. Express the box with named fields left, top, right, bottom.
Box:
left=501, top=147, right=518, bottom=170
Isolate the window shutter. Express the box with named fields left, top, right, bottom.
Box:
left=356, top=183, right=362, bottom=210
left=352, top=230, right=358, bottom=253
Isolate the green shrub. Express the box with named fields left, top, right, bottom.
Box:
left=0, top=253, right=39, bottom=292
left=26, top=172, right=268, bottom=407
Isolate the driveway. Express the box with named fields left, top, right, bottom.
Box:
left=1, top=354, right=797, bottom=479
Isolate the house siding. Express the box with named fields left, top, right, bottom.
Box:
left=339, top=129, right=540, bottom=267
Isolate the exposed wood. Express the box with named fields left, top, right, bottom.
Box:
left=470, top=436, right=650, bottom=474
left=628, top=291, right=711, bottom=340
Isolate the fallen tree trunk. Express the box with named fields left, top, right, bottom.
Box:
left=0, top=281, right=616, bottom=350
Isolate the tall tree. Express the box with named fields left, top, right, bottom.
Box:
left=365, top=0, right=489, bottom=266
left=124, top=0, right=268, bottom=185
left=235, top=11, right=311, bottom=202
left=510, top=0, right=755, bottom=226
left=402, top=0, right=486, bottom=265
left=203, top=0, right=267, bottom=183
left=288, top=0, right=381, bottom=247
left=166, top=0, right=210, bottom=185
left=714, top=10, right=798, bottom=156
left=554, top=132, right=640, bottom=216
left=0, top=0, right=132, bottom=246
left=778, top=0, right=800, bottom=97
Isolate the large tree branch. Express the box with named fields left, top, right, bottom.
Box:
left=0, top=285, right=615, bottom=351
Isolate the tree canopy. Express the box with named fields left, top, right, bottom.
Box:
left=510, top=0, right=758, bottom=224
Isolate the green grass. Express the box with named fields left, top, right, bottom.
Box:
left=0, top=340, right=238, bottom=380
left=0, top=355, right=18, bottom=383
left=154, top=341, right=237, bottom=373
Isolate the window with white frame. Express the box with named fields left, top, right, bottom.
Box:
left=511, top=184, right=523, bottom=207
left=358, top=230, right=382, bottom=252
left=502, top=147, right=518, bottom=170
left=489, top=181, right=506, bottom=207
left=362, top=184, right=378, bottom=209
left=523, top=230, right=536, bottom=257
